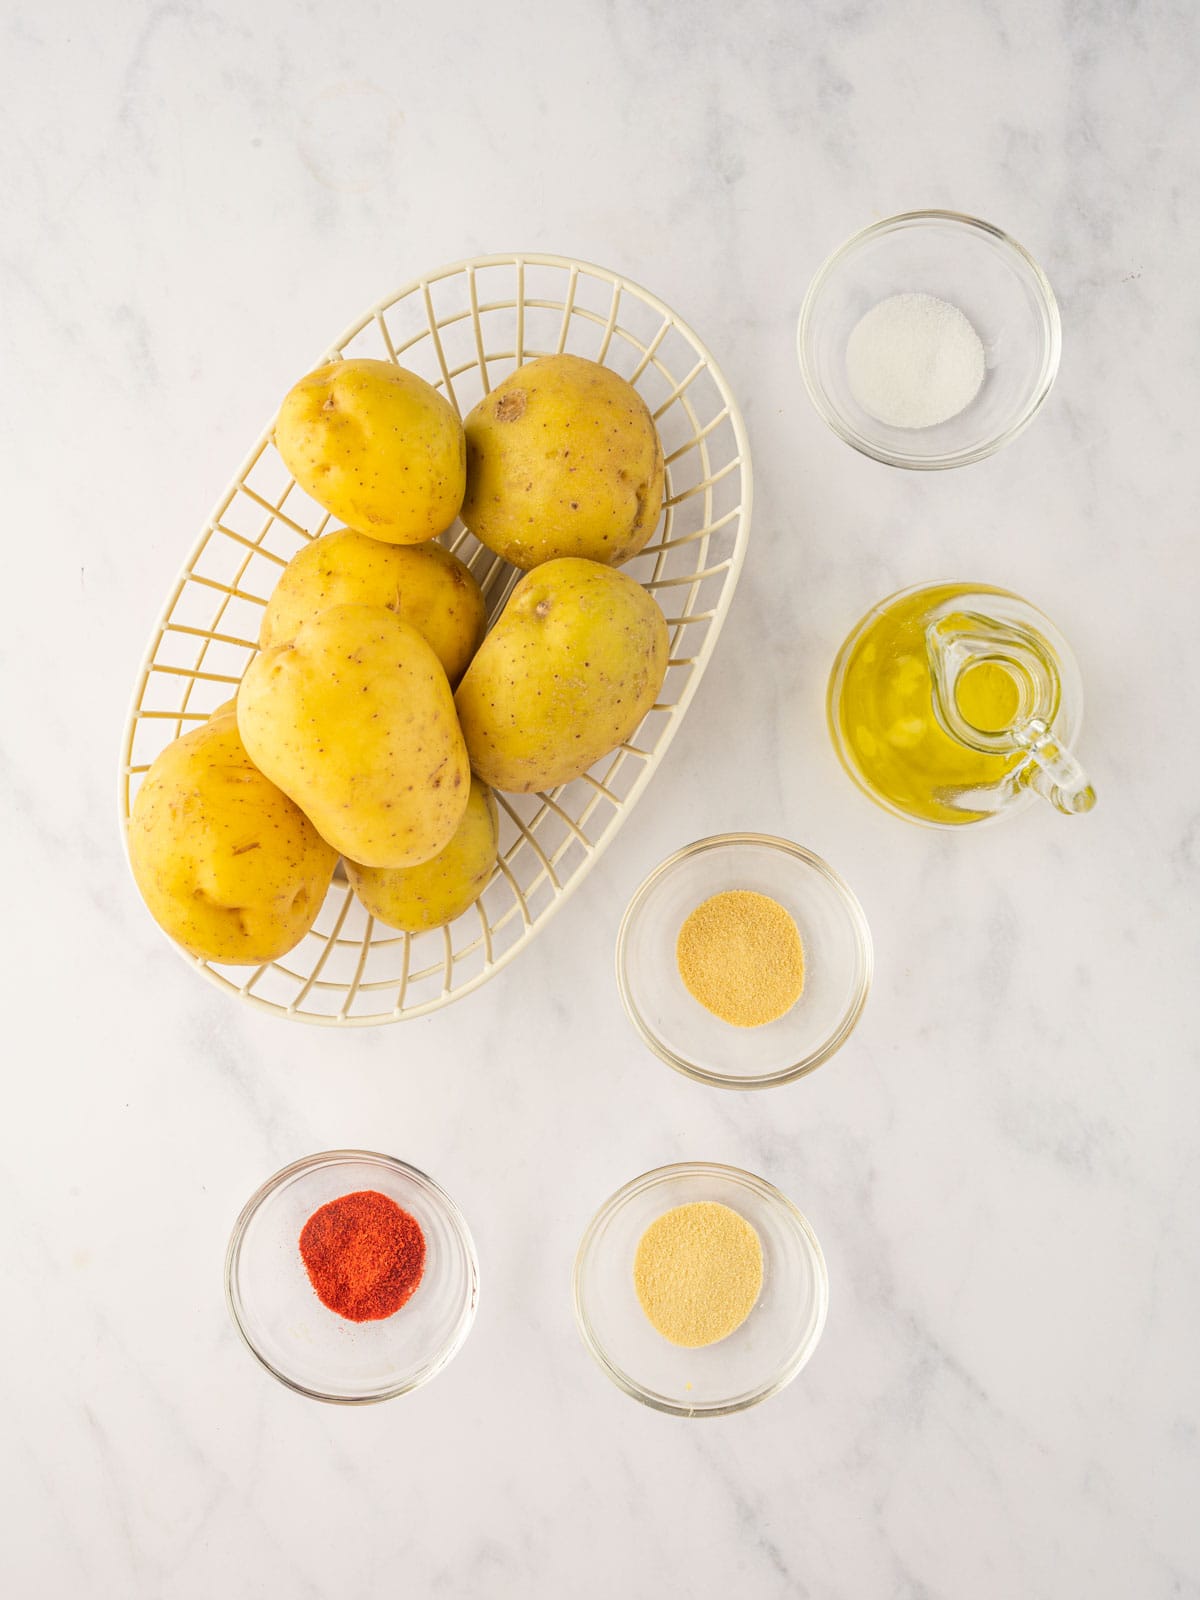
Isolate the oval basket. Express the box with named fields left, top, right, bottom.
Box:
left=120, top=253, right=752, bottom=1024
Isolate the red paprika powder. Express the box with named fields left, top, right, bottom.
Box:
left=299, top=1189, right=426, bottom=1323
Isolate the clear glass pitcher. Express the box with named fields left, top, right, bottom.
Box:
left=827, top=582, right=1095, bottom=827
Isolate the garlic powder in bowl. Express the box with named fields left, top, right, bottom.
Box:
left=616, top=834, right=872, bottom=1089
left=573, top=1162, right=829, bottom=1416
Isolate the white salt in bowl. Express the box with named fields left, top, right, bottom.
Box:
left=797, top=210, right=1061, bottom=469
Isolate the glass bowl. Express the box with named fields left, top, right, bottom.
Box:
left=573, top=1162, right=829, bottom=1416
left=797, top=210, right=1061, bottom=469
left=616, top=834, right=872, bottom=1088
left=225, top=1150, right=478, bottom=1403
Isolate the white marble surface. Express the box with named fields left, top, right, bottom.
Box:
left=4, top=0, right=1199, bottom=1594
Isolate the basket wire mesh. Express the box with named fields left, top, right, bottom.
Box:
left=120, top=254, right=753, bottom=1024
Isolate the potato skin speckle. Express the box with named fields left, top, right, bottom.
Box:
left=346, top=776, right=498, bottom=933
left=259, top=527, right=485, bottom=687
left=240, top=604, right=470, bottom=869
left=275, top=358, right=465, bottom=545
left=460, top=355, right=664, bottom=570
left=454, top=557, right=668, bottom=792
left=128, top=713, right=337, bottom=964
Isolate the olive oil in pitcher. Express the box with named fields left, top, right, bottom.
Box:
left=827, top=582, right=1095, bottom=827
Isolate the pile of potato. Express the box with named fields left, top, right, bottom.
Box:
left=129, top=352, right=670, bottom=965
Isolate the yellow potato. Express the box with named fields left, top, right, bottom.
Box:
left=346, top=776, right=498, bottom=932
left=259, top=527, right=485, bottom=686
left=275, top=358, right=465, bottom=544
left=454, top=557, right=668, bottom=792
left=460, top=354, right=664, bottom=569
left=238, top=603, right=469, bottom=868
left=208, top=697, right=238, bottom=720
left=128, top=713, right=337, bottom=964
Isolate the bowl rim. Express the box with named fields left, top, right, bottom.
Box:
left=796, top=208, right=1062, bottom=470
left=572, top=1160, right=830, bottom=1417
left=224, top=1148, right=479, bottom=1404
left=615, top=832, right=873, bottom=1088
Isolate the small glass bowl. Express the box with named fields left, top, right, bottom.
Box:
left=225, top=1150, right=478, bottom=1404
left=797, top=209, right=1061, bottom=469
left=616, top=834, right=872, bottom=1089
left=573, top=1162, right=829, bottom=1417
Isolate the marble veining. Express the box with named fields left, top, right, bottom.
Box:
left=2, top=0, right=1199, bottom=1595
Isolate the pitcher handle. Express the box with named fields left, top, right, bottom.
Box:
left=1013, top=718, right=1096, bottom=816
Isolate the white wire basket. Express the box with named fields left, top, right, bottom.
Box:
left=120, top=253, right=753, bottom=1024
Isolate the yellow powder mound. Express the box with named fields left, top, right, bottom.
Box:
left=633, top=1200, right=763, bottom=1348
left=676, top=889, right=805, bottom=1027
